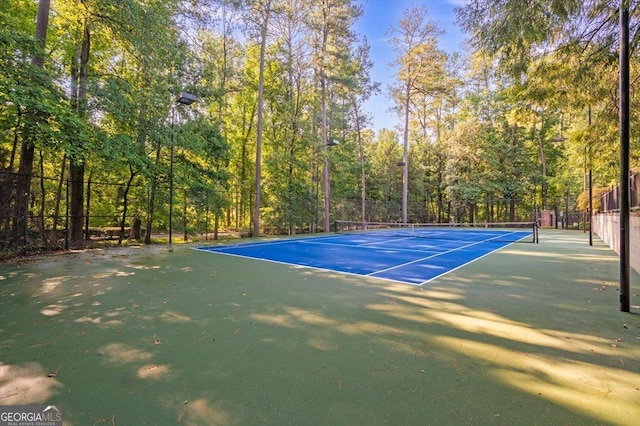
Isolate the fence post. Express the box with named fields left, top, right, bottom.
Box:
left=22, top=174, right=28, bottom=248
left=85, top=178, right=91, bottom=240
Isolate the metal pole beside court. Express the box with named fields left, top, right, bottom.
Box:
left=169, top=93, right=197, bottom=245
left=588, top=106, right=593, bottom=247
left=619, top=0, right=630, bottom=312
left=169, top=107, right=175, bottom=245
left=589, top=168, right=593, bottom=246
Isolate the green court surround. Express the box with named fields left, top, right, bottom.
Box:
left=0, top=229, right=638, bottom=425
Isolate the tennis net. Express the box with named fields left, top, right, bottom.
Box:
left=334, top=220, right=539, bottom=243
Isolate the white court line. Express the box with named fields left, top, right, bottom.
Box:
left=414, top=238, right=525, bottom=285
left=193, top=230, right=529, bottom=286
left=192, top=246, right=421, bottom=286
left=367, top=231, right=524, bottom=277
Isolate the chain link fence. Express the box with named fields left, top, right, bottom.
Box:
left=333, top=197, right=537, bottom=224
left=0, top=170, right=226, bottom=255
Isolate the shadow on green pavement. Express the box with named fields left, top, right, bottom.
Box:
left=0, top=229, right=638, bottom=425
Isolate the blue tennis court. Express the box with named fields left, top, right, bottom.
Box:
left=195, top=225, right=534, bottom=285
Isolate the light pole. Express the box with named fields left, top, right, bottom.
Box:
left=619, top=1, right=630, bottom=312
left=169, top=92, right=196, bottom=245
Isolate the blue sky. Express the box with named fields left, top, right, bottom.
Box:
left=355, top=0, right=470, bottom=134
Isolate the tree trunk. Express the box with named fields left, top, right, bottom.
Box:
left=144, top=180, right=157, bottom=245
left=13, top=134, right=36, bottom=245
left=320, top=1, right=331, bottom=233
left=52, top=154, right=67, bottom=234
left=38, top=151, right=46, bottom=244
left=402, top=79, right=411, bottom=224
left=183, top=195, right=188, bottom=242
left=144, top=145, right=162, bottom=244
left=534, top=122, right=548, bottom=210
left=12, top=0, right=50, bottom=245
left=322, top=74, right=331, bottom=233
left=69, top=161, right=84, bottom=243
left=118, top=166, right=136, bottom=245
left=214, top=209, right=219, bottom=240
left=253, top=0, right=271, bottom=238
left=69, top=17, right=90, bottom=245
left=9, top=107, right=21, bottom=170
left=85, top=174, right=91, bottom=240
left=509, top=198, right=516, bottom=222
left=353, top=97, right=367, bottom=226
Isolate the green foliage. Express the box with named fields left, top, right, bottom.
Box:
left=0, top=29, right=87, bottom=160
left=457, top=0, right=582, bottom=76
left=2, top=0, right=636, bottom=250
left=0, top=0, right=36, bottom=34
left=458, top=0, right=640, bottom=204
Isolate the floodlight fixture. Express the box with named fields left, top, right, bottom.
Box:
left=550, top=136, right=567, bottom=143
left=177, top=92, right=197, bottom=105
